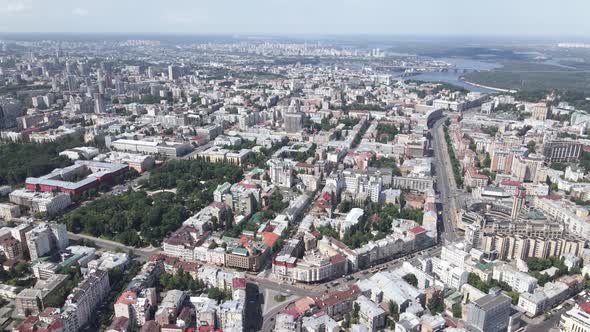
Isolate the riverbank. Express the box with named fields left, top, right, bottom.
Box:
left=459, top=77, right=517, bottom=93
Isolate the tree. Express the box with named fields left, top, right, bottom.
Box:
left=14, top=262, right=29, bottom=275
left=527, top=140, right=536, bottom=153
left=0, top=136, right=90, bottom=186
left=339, top=200, right=352, bottom=213
left=480, top=125, right=498, bottom=136
left=342, top=313, right=351, bottom=328
left=388, top=300, right=399, bottom=322
left=482, top=153, right=491, bottom=168
left=402, top=273, right=418, bottom=287
left=62, top=159, right=242, bottom=247
left=268, top=190, right=288, bottom=213
left=428, top=292, right=445, bottom=314
left=351, top=303, right=360, bottom=324
left=452, top=303, right=462, bottom=318
left=468, top=273, right=490, bottom=293
left=317, top=225, right=339, bottom=240
left=208, top=287, right=231, bottom=303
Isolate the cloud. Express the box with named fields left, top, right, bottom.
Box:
left=0, top=0, right=33, bottom=14
left=72, top=7, right=89, bottom=17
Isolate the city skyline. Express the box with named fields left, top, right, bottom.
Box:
left=1, top=0, right=590, bottom=38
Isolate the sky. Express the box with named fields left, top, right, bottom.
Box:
left=0, top=0, right=589, bottom=38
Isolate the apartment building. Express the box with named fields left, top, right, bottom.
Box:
left=431, top=257, right=468, bottom=290
left=354, top=295, right=386, bottom=332
left=492, top=263, right=537, bottom=293
left=62, top=270, right=110, bottom=331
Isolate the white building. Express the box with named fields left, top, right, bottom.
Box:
left=561, top=307, right=590, bottom=332
left=62, top=270, right=110, bottom=331
left=87, top=252, right=129, bottom=271
left=355, top=295, right=386, bottom=331
left=559, top=308, right=590, bottom=332
left=0, top=203, right=21, bottom=220
left=431, top=257, right=468, bottom=290
left=9, top=189, right=72, bottom=216
left=25, top=226, right=51, bottom=260
left=492, top=263, right=537, bottom=293
left=59, top=147, right=100, bottom=160
left=441, top=243, right=470, bottom=269
left=268, top=159, right=294, bottom=188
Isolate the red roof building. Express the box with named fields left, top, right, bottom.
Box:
left=409, top=226, right=426, bottom=234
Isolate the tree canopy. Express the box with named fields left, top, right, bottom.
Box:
left=0, top=136, right=90, bottom=185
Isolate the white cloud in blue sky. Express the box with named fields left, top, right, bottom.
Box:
left=0, top=0, right=587, bottom=37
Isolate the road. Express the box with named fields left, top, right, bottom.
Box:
left=252, top=244, right=443, bottom=330
left=260, top=299, right=297, bottom=332
left=431, top=117, right=460, bottom=242
left=248, top=276, right=323, bottom=298
left=68, top=232, right=161, bottom=261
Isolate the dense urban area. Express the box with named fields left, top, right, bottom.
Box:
left=0, top=35, right=590, bottom=332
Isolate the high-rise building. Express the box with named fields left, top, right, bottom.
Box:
left=115, top=77, right=124, bottom=95
left=65, top=61, right=73, bottom=75
left=67, top=75, right=78, bottom=92
left=466, top=290, right=511, bottom=332
left=268, top=159, right=294, bottom=188
left=490, top=149, right=513, bottom=174
left=25, top=226, right=51, bottom=260
left=168, top=65, right=178, bottom=81
left=531, top=103, right=549, bottom=121
left=431, top=257, right=468, bottom=289
left=78, top=62, right=88, bottom=76
left=0, top=100, right=24, bottom=129
left=542, top=140, right=582, bottom=163
left=24, top=223, right=69, bottom=260
left=62, top=270, right=110, bottom=331
left=284, top=112, right=303, bottom=133
left=94, top=94, right=106, bottom=114
left=511, top=187, right=526, bottom=220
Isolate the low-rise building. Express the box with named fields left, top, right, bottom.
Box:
left=9, top=189, right=72, bottom=216
left=0, top=202, right=21, bottom=220
left=15, top=274, right=69, bottom=317
left=561, top=306, right=590, bottom=332
left=492, top=263, right=537, bottom=293
left=355, top=295, right=386, bottom=331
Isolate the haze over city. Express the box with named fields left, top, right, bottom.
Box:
left=1, top=0, right=590, bottom=37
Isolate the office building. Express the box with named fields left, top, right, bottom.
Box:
left=466, top=290, right=511, bottom=332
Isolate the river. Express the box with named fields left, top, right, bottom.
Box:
left=396, top=58, right=503, bottom=93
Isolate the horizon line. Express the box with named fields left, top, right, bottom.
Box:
left=0, top=31, right=588, bottom=41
